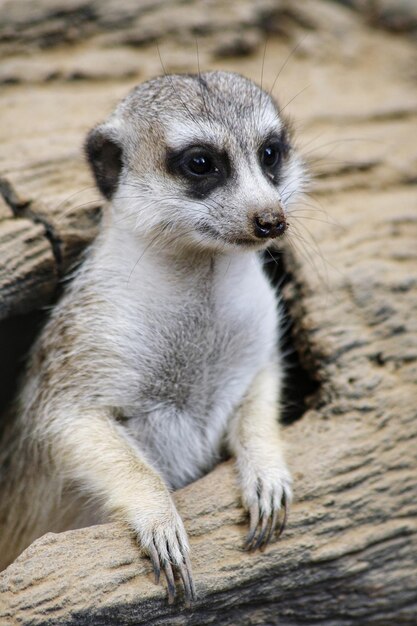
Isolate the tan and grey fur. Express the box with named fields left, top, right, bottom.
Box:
left=0, top=71, right=306, bottom=603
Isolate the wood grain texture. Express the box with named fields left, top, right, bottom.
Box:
left=0, top=1, right=416, bottom=624
left=0, top=215, right=56, bottom=320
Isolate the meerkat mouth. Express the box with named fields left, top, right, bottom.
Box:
left=196, top=224, right=266, bottom=249
left=232, top=237, right=263, bottom=247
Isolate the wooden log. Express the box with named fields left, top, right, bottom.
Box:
left=0, top=1, right=416, bottom=624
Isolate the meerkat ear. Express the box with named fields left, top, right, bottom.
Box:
left=85, top=125, right=123, bottom=200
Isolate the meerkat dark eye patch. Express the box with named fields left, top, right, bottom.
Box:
left=166, top=145, right=230, bottom=199
left=85, top=127, right=123, bottom=200
left=259, top=130, right=291, bottom=185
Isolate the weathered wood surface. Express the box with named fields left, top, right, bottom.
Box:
left=0, top=1, right=416, bottom=624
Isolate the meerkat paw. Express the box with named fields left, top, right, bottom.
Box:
left=133, top=505, right=196, bottom=607
left=239, top=461, right=292, bottom=552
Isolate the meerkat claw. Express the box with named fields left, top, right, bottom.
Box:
left=148, top=537, right=195, bottom=607
left=245, top=487, right=289, bottom=552
left=262, top=507, right=279, bottom=551
left=252, top=513, right=270, bottom=551
left=244, top=503, right=260, bottom=549
left=148, top=540, right=161, bottom=585
left=177, top=556, right=195, bottom=607
left=184, top=553, right=197, bottom=603
left=277, top=492, right=288, bottom=539
left=162, top=559, right=176, bottom=605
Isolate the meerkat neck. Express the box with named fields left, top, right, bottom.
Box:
left=93, top=211, right=259, bottom=290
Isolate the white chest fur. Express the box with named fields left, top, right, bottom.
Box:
left=82, top=228, right=280, bottom=488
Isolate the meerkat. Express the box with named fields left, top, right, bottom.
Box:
left=0, top=71, right=306, bottom=605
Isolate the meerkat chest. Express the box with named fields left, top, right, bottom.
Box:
left=117, top=256, right=278, bottom=487
left=125, top=255, right=278, bottom=420
left=78, top=250, right=278, bottom=487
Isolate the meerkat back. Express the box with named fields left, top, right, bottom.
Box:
left=0, top=71, right=306, bottom=605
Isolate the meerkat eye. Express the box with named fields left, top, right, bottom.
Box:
left=260, top=142, right=282, bottom=171
left=259, top=132, right=291, bottom=185
left=166, top=145, right=229, bottom=198
left=186, top=154, right=217, bottom=176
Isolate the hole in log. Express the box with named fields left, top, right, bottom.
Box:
left=262, top=246, right=321, bottom=425
left=0, top=311, right=46, bottom=413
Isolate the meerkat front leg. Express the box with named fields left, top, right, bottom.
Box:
left=51, top=408, right=195, bottom=605
left=228, top=363, right=292, bottom=551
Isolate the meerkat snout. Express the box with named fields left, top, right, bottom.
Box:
left=252, top=208, right=287, bottom=239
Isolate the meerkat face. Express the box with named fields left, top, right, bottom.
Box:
left=86, top=71, right=306, bottom=253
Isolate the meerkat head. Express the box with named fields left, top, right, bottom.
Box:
left=86, top=71, right=306, bottom=253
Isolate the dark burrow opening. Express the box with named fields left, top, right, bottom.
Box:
left=0, top=310, right=47, bottom=414
left=262, top=246, right=320, bottom=425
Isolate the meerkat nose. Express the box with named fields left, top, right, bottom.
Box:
left=253, top=210, right=287, bottom=239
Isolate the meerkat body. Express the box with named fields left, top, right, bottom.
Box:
left=0, top=71, right=306, bottom=603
